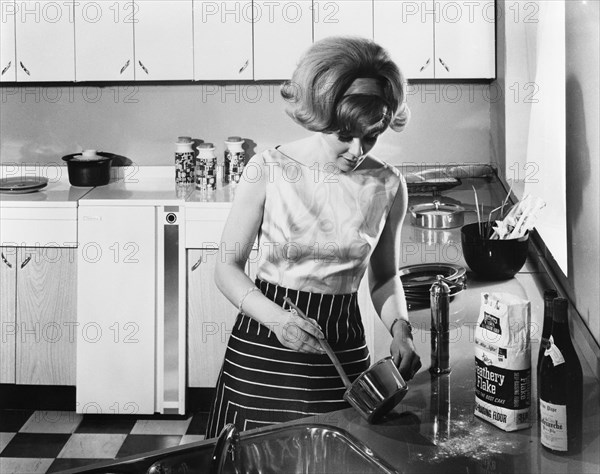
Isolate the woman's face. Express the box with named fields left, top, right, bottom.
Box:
left=321, top=130, right=380, bottom=172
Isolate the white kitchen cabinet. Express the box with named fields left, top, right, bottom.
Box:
left=0, top=247, right=76, bottom=385
left=194, top=0, right=253, bottom=80
left=75, top=0, right=134, bottom=81
left=374, top=0, right=495, bottom=79
left=253, top=0, right=313, bottom=80
left=15, top=0, right=75, bottom=81
left=0, top=0, right=16, bottom=81
left=374, top=0, right=434, bottom=79
left=313, top=0, right=373, bottom=42
left=434, top=0, right=496, bottom=79
left=134, top=0, right=193, bottom=81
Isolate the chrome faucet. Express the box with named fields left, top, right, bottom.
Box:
left=429, top=275, right=454, bottom=375
left=209, top=423, right=240, bottom=474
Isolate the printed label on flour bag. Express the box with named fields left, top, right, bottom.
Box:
left=474, top=292, right=531, bottom=431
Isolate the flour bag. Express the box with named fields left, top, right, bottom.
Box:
left=474, top=292, right=531, bottom=431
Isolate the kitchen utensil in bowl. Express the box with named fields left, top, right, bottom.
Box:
left=284, top=297, right=408, bottom=424
left=409, top=200, right=470, bottom=229
left=461, top=222, right=529, bottom=280
left=62, top=151, right=114, bottom=186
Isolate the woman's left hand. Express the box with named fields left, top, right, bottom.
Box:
left=390, top=321, right=421, bottom=381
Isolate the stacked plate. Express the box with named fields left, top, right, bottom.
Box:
left=399, top=263, right=467, bottom=308
left=0, top=176, right=49, bottom=194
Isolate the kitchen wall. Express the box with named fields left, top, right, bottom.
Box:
left=0, top=82, right=493, bottom=167
left=495, top=0, right=599, bottom=349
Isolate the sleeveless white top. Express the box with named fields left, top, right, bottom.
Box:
left=255, top=148, right=402, bottom=294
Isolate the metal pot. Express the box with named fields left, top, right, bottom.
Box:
left=344, top=356, right=408, bottom=423
left=409, top=200, right=468, bottom=229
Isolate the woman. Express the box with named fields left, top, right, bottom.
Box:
left=206, top=36, right=421, bottom=437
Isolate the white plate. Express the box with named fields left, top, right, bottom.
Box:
left=0, top=176, right=49, bottom=194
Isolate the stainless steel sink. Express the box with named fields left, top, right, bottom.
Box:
left=62, top=423, right=400, bottom=474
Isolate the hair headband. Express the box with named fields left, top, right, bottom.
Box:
left=343, top=77, right=385, bottom=97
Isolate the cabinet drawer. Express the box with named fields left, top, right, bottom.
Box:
left=0, top=207, right=78, bottom=247
left=185, top=206, right=230, bottom=248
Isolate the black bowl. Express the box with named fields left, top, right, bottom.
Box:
left=460, top=222, right=529, bottom=280
left=62, top=152, right=114, bottom=186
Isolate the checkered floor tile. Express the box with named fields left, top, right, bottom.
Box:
left=0, top=410, right=208, bottom=474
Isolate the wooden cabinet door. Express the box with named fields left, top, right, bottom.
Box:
left=194, top=0, right=253, bottom=80
left=16, top=247, right=76, bottom=385
left=15, top=0, right=75, bottom=81
left=134, top=0, right=193, bottom=80
left=434, top=0, right=496, bottom=79
left=75, top=0, right=134, bottom=81
left=0, top=0, right=16, bottom=81
left=187, top=249, right=238, bottom=388
left=253, top=0, right=313, bottom=80
left=374, top=0, right=434, bottom=79
left=0, top=248, right=16, bottom=383
left=313, top=0, right=373, bottom=42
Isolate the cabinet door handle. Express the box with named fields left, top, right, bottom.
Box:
left=191, top=257, right=202, bottom=272
left=120, top=59, right=131, bottom=74
left=419, top=58, right=431, bottom=72
left=19, top=61, right=31, bottom=76
left=1, top=252, right=12, bottom=268
left=138, top=60, right=149, bottom=75
left=438, top=57, right=450, bottom=72
left=1, top=61, right=11, bottom=76
left=239, top=59, right=249, bottom=74
left=20, top=255, right=32, bottom=269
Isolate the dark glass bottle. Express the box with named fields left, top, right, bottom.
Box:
left=539, top=298, right=583, bottom=454
left=537, top=289, right=558, bottom=413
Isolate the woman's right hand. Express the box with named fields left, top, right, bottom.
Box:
left=274, top=309, right=325, bottom=354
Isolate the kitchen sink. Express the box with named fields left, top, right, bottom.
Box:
left=62, top=423, right=399, bottom=474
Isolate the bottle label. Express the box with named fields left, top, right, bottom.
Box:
left=540, top=399, right=568, bottom=451
left=544, top=337, right=565, bottom=367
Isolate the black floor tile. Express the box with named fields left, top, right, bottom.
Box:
left=116, top=435, right=182, bottom=458
left=47, top=457, right=108, bottom=473
left=1, top=432, right=70, bottom=458
left=75, top=416, right=137, bottom=434
left=0, top=409, right=34, bottom=432
left=186, top=412, right=209, bottom=435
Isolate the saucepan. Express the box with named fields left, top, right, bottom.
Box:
left=284, top=298, right=408, bottom=424
left=409, top=200, right=475, bottom=229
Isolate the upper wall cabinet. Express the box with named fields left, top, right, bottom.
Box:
left=374, top=0, right=495, bottom=79
left=134, top=0, right=193, bottom=81
left=0, top=0, right=16, bottom=82
left=75, top=0, right=135, bottom=81
left=313, top=0, right=373, bottom=42
left=253, top=0, right=313, bottom=80
left=14, top=0, right=75, bottom=81
left=194, top=0, right=253, bottom=80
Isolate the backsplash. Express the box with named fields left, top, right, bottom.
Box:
left=0, top=83, right=493, bottom=167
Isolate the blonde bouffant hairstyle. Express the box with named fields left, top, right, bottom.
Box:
left=281, top=36, right=410, bottom=137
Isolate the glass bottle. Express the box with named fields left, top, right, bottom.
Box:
left=539, top=297, right=583, bottom=454
left=537, top=288, right=558, bottom=415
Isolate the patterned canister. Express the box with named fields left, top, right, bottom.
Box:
left=175, top=136, right=195, bottom=185
left=224, top=136, right=246, bottom=184
left=196, top=143, right=217, bottom=191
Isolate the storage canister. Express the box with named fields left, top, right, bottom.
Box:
left=175, top=136, right=195, bottom=185
left=224, top=136, right=246, bottom=184
left=196, top=143, right=217, bottom=191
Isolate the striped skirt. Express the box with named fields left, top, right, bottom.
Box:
left=205, top=278, right=370, bottom=438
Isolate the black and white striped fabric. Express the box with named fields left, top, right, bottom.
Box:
left=205, top=278, right=371, bottom=438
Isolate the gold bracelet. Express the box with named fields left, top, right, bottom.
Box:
left=238, top=287, right=260, bottom=316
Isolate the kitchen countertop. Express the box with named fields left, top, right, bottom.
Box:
left=59, top=168, right=599, bottom=474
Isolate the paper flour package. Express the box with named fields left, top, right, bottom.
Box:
left=474, top=292, right=531, bottom=431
